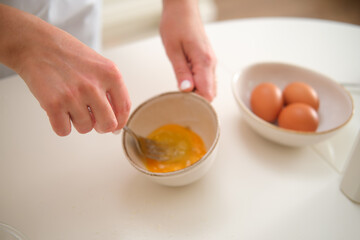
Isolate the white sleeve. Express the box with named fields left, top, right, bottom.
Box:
left=0, top=0, right=102, bottom=78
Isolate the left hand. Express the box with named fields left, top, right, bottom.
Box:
left=160, top=0, right=217, bottom=102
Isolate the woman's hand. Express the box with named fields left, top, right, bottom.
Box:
left=160, top=0, right=217, bottom=102
left=0, top=4, right=131, bottom=136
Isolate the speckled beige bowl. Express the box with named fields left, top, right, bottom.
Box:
left=122, top=92, right=220, bottom=186
left=232, top=62, right=354, bottom=147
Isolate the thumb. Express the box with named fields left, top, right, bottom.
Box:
left=169, top=52, right=195, bottom=92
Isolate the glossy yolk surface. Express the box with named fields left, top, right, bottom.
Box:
left=144, top=124, right=207, bottom=173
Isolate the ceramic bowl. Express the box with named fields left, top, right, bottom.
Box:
left=232, top=62, right=354, bottom=147
left=122, top=92, right=220, bottom=187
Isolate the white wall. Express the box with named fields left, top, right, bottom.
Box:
left=102, top=0, right=217, bottom=48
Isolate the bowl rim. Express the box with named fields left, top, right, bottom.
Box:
left=231, top=61, right=354, bottom=136
left=122, top=91, right=220, bottom=177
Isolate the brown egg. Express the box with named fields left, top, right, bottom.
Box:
left=283, top=82, right=319, bottom=110
left=278, top=103, right=319, bottom=132
left=250, top=82, right=283, bottom=122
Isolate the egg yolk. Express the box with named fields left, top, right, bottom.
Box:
left=144, top=124, right=207, bottom=173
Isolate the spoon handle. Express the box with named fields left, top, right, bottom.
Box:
left=123, top=126, right=137, bottom=139
left=123, top=126, right=143, bottom=156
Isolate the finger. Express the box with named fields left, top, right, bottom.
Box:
left=192, top=63, right=217, bottom=102
left=47, top=110, right=72, bottom=136
left=107, top=86, right=131, bottom=132
left=166, top=45, right=195, bottom=92
left=68, top=104, right=94, bottom=134
left=189, top=48, right=217, bottom=102
left=87, top=91, right=118, bottom=133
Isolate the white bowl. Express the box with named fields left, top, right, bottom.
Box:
left=232, top=62, right=354, bottom=147
left=122, top=92, right=220, bottom=186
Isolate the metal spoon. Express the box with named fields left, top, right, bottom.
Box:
left=123, top=126, right=172, bottom=161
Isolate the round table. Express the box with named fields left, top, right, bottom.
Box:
left=1, top=17, right=359, bottom=240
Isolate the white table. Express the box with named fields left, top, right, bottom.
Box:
left=1, top=18, right=360, bottom=240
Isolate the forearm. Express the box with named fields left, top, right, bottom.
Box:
left=1, top=4, right=35, bottom=71
left=0, top=4, right=64, bottom=74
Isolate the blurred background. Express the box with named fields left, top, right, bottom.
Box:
left=102, top=0, right=360, bottom=49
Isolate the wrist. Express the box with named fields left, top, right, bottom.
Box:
left=162, top=0, right=198, bottom=11
left=162, top=0, right=202, bottom=23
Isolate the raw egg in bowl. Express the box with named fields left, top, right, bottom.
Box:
left=122, top=92, right=220, bottom=187
left=232, top=62, right=353, bottom=147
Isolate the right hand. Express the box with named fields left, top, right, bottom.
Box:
left=160, top=0, right=217, bottom=102
left=0, top=4, right=131, bottom=136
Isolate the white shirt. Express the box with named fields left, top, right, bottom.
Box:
left=0, top=0, right=102, bottom=78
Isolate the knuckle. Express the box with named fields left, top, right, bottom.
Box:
left=201, top=51, right=217, bottom=67
left=198, top=89, right=212, bottom=102
left=104, top=60, right=122, bottom=81
left=78, top=80, right=98, bottom=95
left=76, top=125, right=93, bottom=134
left=174, top=67, right=188, bottom=74
left=56, top=128, right=71, bottom=137
left=73, top=119, right=93, bottom=134
left=62, top=86, right=78, bottom=103
left=116, top=121, right=126, bottom=130
left=101, top=118, right=118, bottom=133
left=195, top=84, right=216, bottom=102
left=120, top=99, right=132, bottom=115
left=174, top=66, right=190, bottom=77
left=114, top=100, right=131, bottom=130
left=51, top=120, right=71, bottom=136
left=43, top=95, right=66, bottom=111
left=204, top=92, right=215, bottom=102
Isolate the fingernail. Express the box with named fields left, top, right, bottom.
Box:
left=112, top=129, right=121, bottom=135
left=180, top=80, right=191, bottom=91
